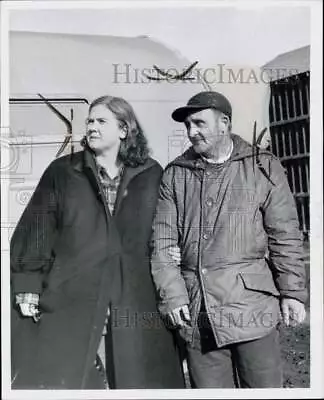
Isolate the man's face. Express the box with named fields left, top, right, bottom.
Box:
left=85, top=105, right=126, bottom=154
left=184, top=108, right=229, bottom=156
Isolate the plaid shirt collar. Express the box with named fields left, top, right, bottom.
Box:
left=95, top=160, right=124, bottom=215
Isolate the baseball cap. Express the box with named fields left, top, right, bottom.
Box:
left=172, top=91, right=232, bottom=122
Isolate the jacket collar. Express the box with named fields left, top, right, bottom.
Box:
left=167, top=133, right=273, bottom=170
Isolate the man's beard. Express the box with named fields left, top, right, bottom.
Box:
left=198, top=135, right=232, bottom=160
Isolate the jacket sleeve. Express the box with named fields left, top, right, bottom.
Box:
left=150, top=167, right=189, bottom=315
left=261, top=157, right=307, bottom=303
left=11, top=163, right=59, bottom=295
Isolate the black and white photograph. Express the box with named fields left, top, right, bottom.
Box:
left=0, top=0, right=323, bottom=399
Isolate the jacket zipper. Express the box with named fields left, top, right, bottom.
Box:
left=194, top=168, right=220, bottom=347
left=190, top=170, right=205, bottom=343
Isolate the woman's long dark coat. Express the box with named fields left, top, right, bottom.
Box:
left=10, top=149, right=184, bottom=389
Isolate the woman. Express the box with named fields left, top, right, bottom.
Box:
left=11, top=95, right=185, bottom=389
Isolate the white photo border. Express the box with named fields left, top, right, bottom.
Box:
left=1, top=1, right=323, bottom=399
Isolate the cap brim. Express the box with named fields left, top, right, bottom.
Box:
left=171, top=105, right=210, bottom=122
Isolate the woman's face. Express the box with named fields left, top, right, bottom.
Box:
left=85, top=105, right=126, bottom=154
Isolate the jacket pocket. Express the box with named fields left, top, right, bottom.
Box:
left=239, top=272, right=280, bottom=297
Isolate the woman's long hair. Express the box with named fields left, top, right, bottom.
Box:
left=83, top=95, right=150, bottom=167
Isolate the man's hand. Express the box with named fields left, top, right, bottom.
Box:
left=280, top=298, right=306, bottom=326
left=168, top=305, right=191, bottom=327
left=168, top=246, right=181, bottom=265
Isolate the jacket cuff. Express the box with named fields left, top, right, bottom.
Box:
left=158, top=296, right=190, bottom=316
left=280, top=290, right=308, bottom=304
left=12, top=273, right=43, bottom=294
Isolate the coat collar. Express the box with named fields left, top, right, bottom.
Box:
left=71, top=149, right=157, bottom=177
left=70, top=149, right=94, bottom=173
left=113, top=157, right=158, bottom=215
left=71, top=149, right=158, bottom=215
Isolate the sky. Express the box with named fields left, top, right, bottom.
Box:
left=9, top=5, right=311, bottom=67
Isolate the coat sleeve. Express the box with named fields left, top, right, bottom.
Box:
left=261, top=157, right=307, bottom=303
left=11, top=163, right=59, bottom=295
left=150, top=167, right=189, bottom=315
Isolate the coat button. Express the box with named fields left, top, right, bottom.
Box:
left=206, top=198, right=213, bottom=207
left=203, top=233, right=209, bottom=240
left=201, top=268, right=208, bottom=275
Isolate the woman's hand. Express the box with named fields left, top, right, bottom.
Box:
left=19, top=303, right=39, bottom=317
left=16, top=293, right=41, bottom=321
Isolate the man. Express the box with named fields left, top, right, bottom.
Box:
left=151, top=91, right=307, bottom=388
